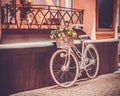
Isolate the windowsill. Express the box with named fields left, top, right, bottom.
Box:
left=96, top=28, right=114, bottom=32
left=96, top=32, right=114, bottom=39
left=96, top=32, right=114, bottom=34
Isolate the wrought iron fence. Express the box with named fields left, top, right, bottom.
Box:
left=1, top=4, right=84, bottom=29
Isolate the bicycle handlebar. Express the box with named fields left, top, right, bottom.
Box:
left=71, top=24, right=84, bottom=29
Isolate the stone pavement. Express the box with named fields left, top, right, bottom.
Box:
left=10, top=71, right=120, bottom=96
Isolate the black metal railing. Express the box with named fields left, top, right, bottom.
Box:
left=1, top=4, right=84, bottom=29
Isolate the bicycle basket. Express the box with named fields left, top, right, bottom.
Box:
left=56, top=37, right=74, bottom=48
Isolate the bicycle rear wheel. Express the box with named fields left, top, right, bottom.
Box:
left=50, top=49, right=79, bottom=87
left=84, top=44, right=99, bottom=78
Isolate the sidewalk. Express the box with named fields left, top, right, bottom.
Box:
left=10, top=71, right=120, bottom=96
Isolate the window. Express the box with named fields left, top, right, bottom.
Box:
left=97, top=0, right=115, bottom=29
left=55, top=0, right=60, bottom=6
left=55, top=0, right=72, bottom=8
left=64, top=0, right=72, bottom=8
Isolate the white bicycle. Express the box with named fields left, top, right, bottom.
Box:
left=50, top=24, right=99, bottom=87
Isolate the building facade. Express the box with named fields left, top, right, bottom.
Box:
left=0, top=0, right=119, bottom=96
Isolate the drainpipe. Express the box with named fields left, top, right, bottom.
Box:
left=115, top=0, right=120, bottom=38
left=0, top=0, right=2, bottom=41
left=118, top=0, right=120, bottom=39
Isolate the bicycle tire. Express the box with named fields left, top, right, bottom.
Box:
left=84, top=44, right=99, bottom=78
left=50, top=49, right=79, bottom=87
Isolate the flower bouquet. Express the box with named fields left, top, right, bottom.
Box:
left=50, top=28, right=77, bottom=48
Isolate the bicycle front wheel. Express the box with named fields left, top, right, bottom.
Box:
left=84, top=44, right=99, bottom=78
left=50, top=49, right=79, bottom=87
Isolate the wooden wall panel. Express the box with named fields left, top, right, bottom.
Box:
left=0, top=41, right=119, bottom=96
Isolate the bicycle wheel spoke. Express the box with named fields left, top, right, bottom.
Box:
left=69, top=70, right=76, bottom=79
left=58, top=72, right=65, bottom=83
left=50, top=49, right=79, bottom=87
left=84, top=44, right=99, bottom=78
left=54, top=70, right=62, bottom=79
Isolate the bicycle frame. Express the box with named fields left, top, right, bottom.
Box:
left=71, top=40, right=87, bottom=70
left=63, top=39, right=86, bottom=70
left=71, top=40, right=97, bottom=72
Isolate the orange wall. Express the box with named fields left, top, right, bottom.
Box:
left=1, top=0, right=10, bottom=5
left=74, top=0, right=96, bottom=39
left=0, top=0, right=99, bottom=39
left=1, top=0, right=119, bottom=40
